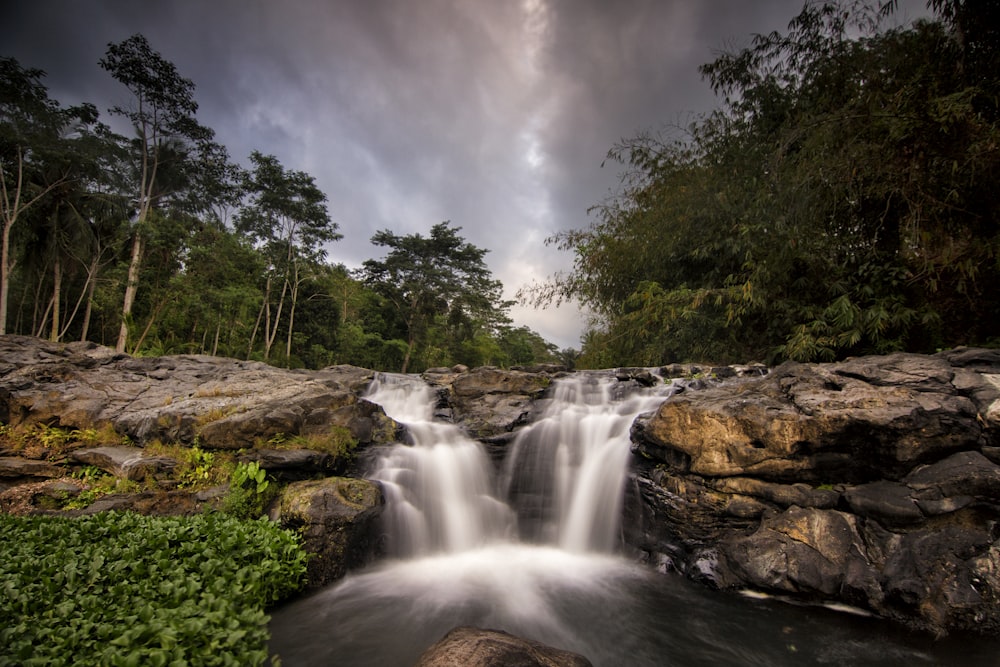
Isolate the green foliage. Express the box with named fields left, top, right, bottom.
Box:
left=544, top=0, right=1000, bottom=365
left=177, top=445, right=219, bottom=488
left=0, top=511, right=307, bottom=666
left=223, top=461, right=276, bottom=520
left=360, top=221, right=514, bottom=372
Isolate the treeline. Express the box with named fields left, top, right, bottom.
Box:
left=1, top=35, right=565, bottom=372
left=534, top=0, right=1000, bottom=366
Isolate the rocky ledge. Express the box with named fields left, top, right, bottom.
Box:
left=0, top=335, right=564, bottom=589
left=625, top=348, right=1000, bottom=636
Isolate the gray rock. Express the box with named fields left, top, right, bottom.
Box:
left=0, top=337, right=397, bottom=452
left=626, top=349, right=1000, bottom=635
left=425, top=367, right=552, bottom=439
left=0, top=457, right=65, bottom=479
left=413, top=626, right=593, bottom=667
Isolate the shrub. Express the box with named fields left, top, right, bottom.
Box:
left=223, top=461, right=277, bottom=520
left=0, top=511, right=307, bottom=666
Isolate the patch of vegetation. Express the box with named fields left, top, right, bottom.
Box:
left=60, top=469, right=145, bottom=511
left=0, top=422, right=129, bottom=459
left=176, top=445, right=231, bottom=488
left=0, top=511, right=307, bottom=666
left=262, top=427, right=357, bottom=461
left=223, top=461, right=278, bottom=520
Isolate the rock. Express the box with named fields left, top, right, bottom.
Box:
left=0, top=457, right=65, bottom=479
left=70, top=446, right=178, bottom=481
left=425, top=367, right=552, bottom=438
left=718, top=507, right=880, bottom=601
left=635, top=354, right=988, bottom=482
left=0, top=337, right=397, bottom=452
left=273, top=477, right=384, bottom=588
left=237, top=448, right=339, bottom=479
left=626, top=349, right=1000, bottom=636
left=413, top=626, right=593, bottom=667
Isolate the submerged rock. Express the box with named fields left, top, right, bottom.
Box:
left=413, top=626, right=593, bottom=667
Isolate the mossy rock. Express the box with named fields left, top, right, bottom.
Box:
left=275, top=477, right=384, bottom=588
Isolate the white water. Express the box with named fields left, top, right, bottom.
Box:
left=366, top=371, right=673, bottom=556
left=268, top=371, right=998, bottom=666
left=501, top=374, right=673, bottom=552
left=365, top=376, right=516, bottom=556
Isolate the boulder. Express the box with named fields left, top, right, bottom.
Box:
left=424, top=367, right=552, bottom=438
left=70, top=446, right=178, bottom=481
left=634, top=353, right=991, bottom=483
left=273, top=477, right=384, bottom=588
left=413, top=626, right=593, bottom=667
left=625, top=348, right=1000, bottom=635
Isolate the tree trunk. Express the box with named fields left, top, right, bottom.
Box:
left=0, top=217, right=13, bottom=336
left=247, top=274, right=270, bottom=360
left=285, top=259, right=300, bottom=364
left=49, top=253, right=61, bottom=342
left=116, top=233, right=144, bottom=353
left=80, top=256, right=98, bottom=342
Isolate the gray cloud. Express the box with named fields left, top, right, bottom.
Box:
left=2, top=0, right=932, bottom=349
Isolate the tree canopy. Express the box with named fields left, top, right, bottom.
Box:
left=360, top=221, right=514, bottom=372
left=538, top=0, right=1000, bottom=366
left=0, top=36, right=560, bottom=372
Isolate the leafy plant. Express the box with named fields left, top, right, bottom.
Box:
left=178, top=445, right=220, bottom=488
left=0, top=511, right=307, bottom=666
left=223, top=461, right=277, bottom=520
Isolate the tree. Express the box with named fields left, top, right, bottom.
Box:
left=541, top=0, right=1000, bottom=365
left=360, top=221, right=509, bottom=373
left=236, top=151, right=339, bottom=363
left=0, top=58, right=103, bottom=335
left=99, top=34, right=219, bottom=353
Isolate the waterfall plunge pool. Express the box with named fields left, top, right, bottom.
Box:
left=268, top=372, right=1000, bottom=666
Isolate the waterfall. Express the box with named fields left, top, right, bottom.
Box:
left=366, top=374, right=516, bottom=556
left=502, top=373, right=673, bottom=552
left=366, top=371, right=674, bottom=556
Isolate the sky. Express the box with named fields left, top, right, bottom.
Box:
left=3, top=0, right=932, bottom=350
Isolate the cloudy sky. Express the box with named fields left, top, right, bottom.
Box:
left=3, top=0, right=931, bottom=349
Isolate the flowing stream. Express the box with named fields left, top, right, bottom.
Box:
left=268, top=372, right=1000, bottom=666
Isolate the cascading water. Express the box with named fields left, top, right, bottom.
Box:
left=367, top=371, right=669, bottom=557
left=268, top=371, right=1000, bottom=667
left=365, top=375, right=515, bottom=556
left=501, top=373, right=671, bottom=552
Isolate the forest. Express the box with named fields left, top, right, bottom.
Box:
left=0, top=35, right=564, bottom=373
left=3, top=1, right=998, bottom=372
left=529, top=0, right=1000, bottom=367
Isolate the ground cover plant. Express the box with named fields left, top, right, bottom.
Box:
left=0, top=511, right=308, bottom=666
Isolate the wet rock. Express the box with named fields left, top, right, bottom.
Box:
left=413, top=626, right=593, bottom=667
left=425, top=367, right=552, bottom=439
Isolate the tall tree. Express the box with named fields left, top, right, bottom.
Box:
left=0, top=57, right=100, bottom=335
left=236, top=151, right=339, bottom=362
left=99, top=34, right=217, bottom=353
left=360, top=221, right=509, bottom=373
